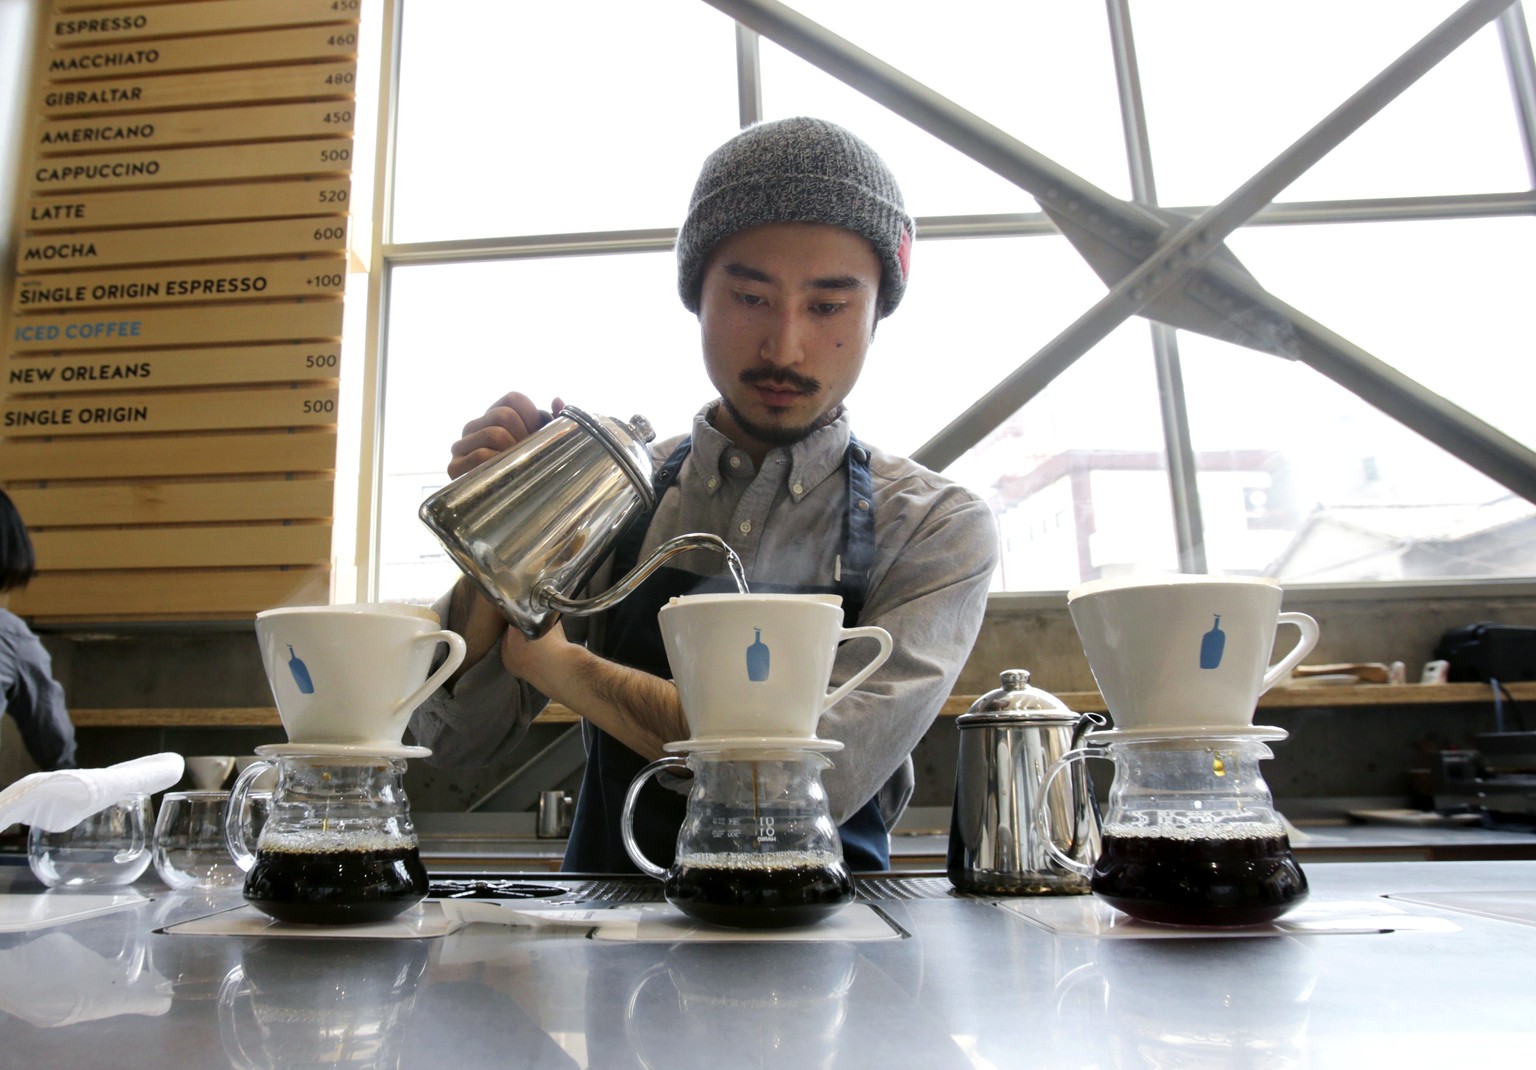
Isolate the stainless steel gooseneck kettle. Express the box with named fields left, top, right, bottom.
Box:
left=419, top=405, right=734, bottom=639
left=947, top=669, right=1104, bottom=896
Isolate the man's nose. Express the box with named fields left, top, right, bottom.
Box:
left=759, top=308, right=810, bottom=366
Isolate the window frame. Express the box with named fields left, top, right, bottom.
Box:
left=352, top=0, right=1536, bottom=603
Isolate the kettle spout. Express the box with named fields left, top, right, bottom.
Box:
left=538, top=532, right=741, bottom=621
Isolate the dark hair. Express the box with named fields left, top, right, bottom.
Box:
left=0, top=490, right=38, bottom=592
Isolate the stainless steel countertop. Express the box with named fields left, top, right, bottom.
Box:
left=2, top=859, right=1535, bottom=1067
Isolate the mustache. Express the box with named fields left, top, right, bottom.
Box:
left=739, top=367, right=821, bottom=393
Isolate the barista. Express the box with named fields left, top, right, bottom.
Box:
left=0, top=490, right=78, bottom=772
left=410, top=117, right=998, bottom=872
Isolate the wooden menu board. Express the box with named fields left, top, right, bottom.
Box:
left=1, top=0, right=362, bottom=622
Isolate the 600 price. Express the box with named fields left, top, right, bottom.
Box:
left=303, top=399, right=337, bottom=415
left=313, top=225, right=345, bottom=242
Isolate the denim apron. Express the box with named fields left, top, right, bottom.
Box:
left=561, top=434, right=890, bottom=872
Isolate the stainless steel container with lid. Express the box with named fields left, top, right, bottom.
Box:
left=947, top=669, right=1103, bottom=895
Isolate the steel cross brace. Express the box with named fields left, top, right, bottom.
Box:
left=704, top=0, right=1536, bottom=504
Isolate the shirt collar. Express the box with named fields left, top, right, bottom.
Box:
left=691, top=402, right=852, bottom=501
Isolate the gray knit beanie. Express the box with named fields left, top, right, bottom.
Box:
left=677, top=117, right=915, bottom=318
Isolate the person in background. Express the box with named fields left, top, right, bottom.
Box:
left=411, top=117, right=998, bottom=872
left=0, top=490, right=77, bottom=771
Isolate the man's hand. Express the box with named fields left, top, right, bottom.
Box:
left=448, top=392, right=566, bottom=479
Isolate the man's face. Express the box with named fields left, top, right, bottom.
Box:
left=697, top=222, right=881, bottom=461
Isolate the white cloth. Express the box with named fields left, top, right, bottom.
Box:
left=0, top=752, right=184, bottom=832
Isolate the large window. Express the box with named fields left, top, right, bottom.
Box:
left=371, top=0, right=1536, bottom=603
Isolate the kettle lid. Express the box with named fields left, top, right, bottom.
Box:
left=560, top=406, right=657, bottom=505
left=956, top=669, right=1078, bottom=727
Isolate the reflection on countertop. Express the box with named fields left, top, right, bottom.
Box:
left=412, top=804, right=1536, bottom=875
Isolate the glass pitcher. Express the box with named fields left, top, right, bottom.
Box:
left=622, top=749, right=855, bottom=929
left=1041, top=738, right=1308, bottom=926
left=224, top=754, right=429, bottom=925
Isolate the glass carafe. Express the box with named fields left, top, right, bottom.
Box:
left=622, top=749, right=854, bottom=929
left=224, top=754, right=429, bottom=925
left=1042, top=738, right=1308, bottom=926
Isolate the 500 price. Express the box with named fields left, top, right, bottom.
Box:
left=305, top=352, right=338, bottom=368
left=303, top=398, right=337, bottom=415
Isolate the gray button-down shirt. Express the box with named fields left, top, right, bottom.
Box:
left=411, top=405, right=998, bottom=823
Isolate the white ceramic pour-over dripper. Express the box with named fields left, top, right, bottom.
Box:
left=1068, top=575, right=1318, bottom=732
left=255, top=603, right=466, bottom=747
left=659, top=594, right=891, bottom=742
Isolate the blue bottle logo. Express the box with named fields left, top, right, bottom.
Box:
left=287, top=644, right=316, bottom=694
left=1199, top=615, right=1226, bottom=670
left=746, top=628, right=771, bottom=682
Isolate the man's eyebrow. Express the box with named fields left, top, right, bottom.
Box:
left=721, top=263, right=868, bottom=293
left=723, top=262, right=774, bottom=284
left=806, top=274, right=865, bottom=292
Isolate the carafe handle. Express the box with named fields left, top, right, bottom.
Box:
left=620, top=756, right=689, bottom=880
left=1261, top=611, right=1320, bottom=693
left=1037, top=747, right=1097, bottom=878
left=223, top=759, right=274, bottom=872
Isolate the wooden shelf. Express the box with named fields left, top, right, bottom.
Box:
left=68, top=682, right=1534, bottom=729
left=71, top=707, right=281, bottom=728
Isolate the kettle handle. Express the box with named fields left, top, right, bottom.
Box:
left=621, top=756, right=689, bottom=880
left=1037, top=747, right=1097, bottom=878
left=540, top=533, right=736, bottom=619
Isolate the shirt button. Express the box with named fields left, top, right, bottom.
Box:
left=729, top=456, right=742, bottom=469
left=739, top=521, right=752, bottom=534
left=707, top=477, right=719, bottom=490
left=857, top=499, right=870, bottom=511
left=792, top=482, right=804, bottom=495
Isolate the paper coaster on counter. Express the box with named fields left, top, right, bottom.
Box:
left=1385, top=890, right=1536, bottom=928
left=0, top=890, right=151, bottom=933
left=159, top=901, right=459, bottom=939
left=997, top=896, right=1459, bottom=938
left=589, top=902, right=904, bottom=943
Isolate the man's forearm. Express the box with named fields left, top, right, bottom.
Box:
left=518, top=638, right=689, bottom=760
left=445, top=576, right=509, bottom=686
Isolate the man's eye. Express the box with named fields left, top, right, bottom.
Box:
left=811, top=302, right=844, bottom=315
left=734, top=291, right=767, bottom=307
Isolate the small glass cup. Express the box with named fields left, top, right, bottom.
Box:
left=153, top=790, right=267, bottom=891
left=27, top=793, right=153, bottom=888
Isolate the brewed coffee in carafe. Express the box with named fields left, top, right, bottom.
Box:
left=1044, top=737, right=1307, bottom=926
left=623, top=749, right=854, bottom=929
